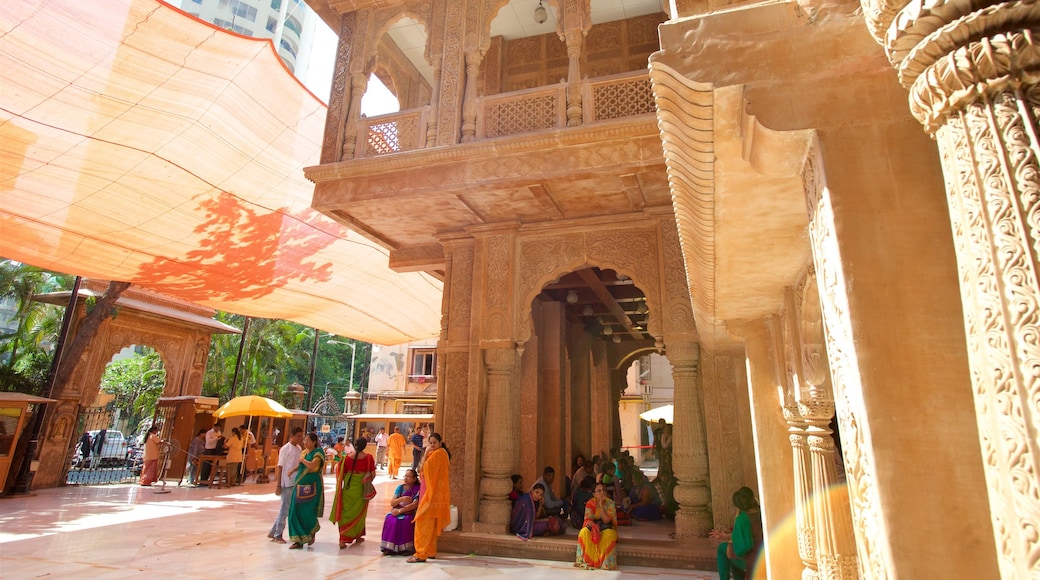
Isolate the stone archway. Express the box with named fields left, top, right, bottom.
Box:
left=32, top=281, right=239, bottom=489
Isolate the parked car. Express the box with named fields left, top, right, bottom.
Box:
left=73, top=430, right=129, bottom=467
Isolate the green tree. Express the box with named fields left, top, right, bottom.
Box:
left=99, top=349, right=166, bottom=435
left=0, top=260, right=72, bottom=394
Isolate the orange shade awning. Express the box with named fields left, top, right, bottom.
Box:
left=0, top=0, right=442, bottom=345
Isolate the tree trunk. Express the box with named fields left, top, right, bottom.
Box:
left=52, top=281, right=131, bottom=392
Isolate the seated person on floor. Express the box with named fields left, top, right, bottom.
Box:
left=622, top=472, right=663, bottom=521
left=652, top=468, right=678, bottom=520
left=509, top=474, right=524, bottom=507
left=532, top=466, right=569, bottom=517
left=570, top=475, right=597, bottom=528
left=511, top=483, right=566, bottom=540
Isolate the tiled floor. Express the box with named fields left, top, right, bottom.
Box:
left=0, top=470, right=718, bottom=579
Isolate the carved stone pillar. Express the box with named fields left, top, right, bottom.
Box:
left=319, top=12, right=355, bottom=164
left=477, top=347, right=518, bottom=529
left=564, top=29, right=583, bottom=127
left=425, top=60, right=442, bottom=147
left=341, top=73, right=368, bottom=160
left=801, top=395, right=858, bottom=580
left=799, top=278, right=858, bottom=579
left=559, top=0, right=590, bottom=128
left=667, top=340, right=713, bottom=539
left=785, top=398, right=818, bottom=580
left=870, top=2, right=1040, bottom=575
left=460, top=49, right=481, bottom=143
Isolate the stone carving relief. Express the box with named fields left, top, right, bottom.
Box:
left=436, top=0, right=464, bottom=146
left=446, top=243, right=475, bottom=344
left=442, top=350, right=469, bottom=514
left=803, top=139, right=889, bottom=578
left=659, top=219, right=697, bottom=337
left=483, top=234, right=512, bottom=340
left=321, top=12, right=355, bottom=164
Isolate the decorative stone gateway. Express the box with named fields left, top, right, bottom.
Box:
left=31, top=282, right=238, bottom=489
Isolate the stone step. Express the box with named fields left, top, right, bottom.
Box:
left=438, top=530, right=718, bottom=570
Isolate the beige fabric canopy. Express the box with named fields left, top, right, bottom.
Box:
left=0, top=0, right=442, bottom=345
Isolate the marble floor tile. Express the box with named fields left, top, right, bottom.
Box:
left=0, top=473, right=717, bottom=579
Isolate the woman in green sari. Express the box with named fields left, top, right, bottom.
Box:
left=287, top=433, right=326, bottom=549
left=331, top=438, right=377, bottom=548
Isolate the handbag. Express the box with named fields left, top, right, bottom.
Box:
left=296, top=483, right=317, bottom=504
left=346, top=466, right=377, bottom=501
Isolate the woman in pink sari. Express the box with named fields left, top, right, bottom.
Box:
left=330, top=438, right=376, bottom=549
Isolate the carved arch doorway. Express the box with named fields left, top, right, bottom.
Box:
left=517, top=267, right=660, bottom=489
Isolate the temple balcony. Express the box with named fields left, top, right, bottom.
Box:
left=306, top=69, right=669, bottom=274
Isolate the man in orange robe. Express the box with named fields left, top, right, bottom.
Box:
left=387, top=426, right=407, bottom=479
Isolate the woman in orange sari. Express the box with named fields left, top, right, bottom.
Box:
left=330, top=438, right=376, bottom=549
left=575, top=482, right=618, bottom=570
left=408, top=432, right=450, bottom=563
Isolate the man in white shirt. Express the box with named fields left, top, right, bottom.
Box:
left=268, top=427, right=304, bottom=544
left=200, top=424, right=222, bottom=482
left=375, top=427, right=389, bottom=469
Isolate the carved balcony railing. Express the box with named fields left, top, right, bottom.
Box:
left=582, top=70, right=656, bottom=123
left=352, top=72, right=655, bottom=155
left=475, top=82, right=567, bottom=139
left=356, top=107, right=429, bottom=158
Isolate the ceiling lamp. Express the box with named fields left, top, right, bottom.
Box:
left=603, top=326, right=614, bottom=336
left=636, top=302, right=649, bottom=315
left=612, top=335, right=622, bottom=344
left=566, top=290, right=579, bottom=304
left=582, top=305, right=594, bottom=316
left=534, top=0, right=548, bottom=24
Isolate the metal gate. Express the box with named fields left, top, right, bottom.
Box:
left=64, top=406, right=137, bottom=485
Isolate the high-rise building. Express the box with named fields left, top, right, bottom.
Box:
left=173, top=0, right=319, bottom=76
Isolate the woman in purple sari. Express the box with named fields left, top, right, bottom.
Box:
left=380, top=469, right=421, bottom=555
left=511, top=483, right=565, bottom=540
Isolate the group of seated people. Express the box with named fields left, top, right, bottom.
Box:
left=504, top=450, right=677, bottom=570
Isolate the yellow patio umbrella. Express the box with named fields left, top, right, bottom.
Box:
left=212, top=395, right=293, bottom=419
left=639, top=404, right=673, bottom=424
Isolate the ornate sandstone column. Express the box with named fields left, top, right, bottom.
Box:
left=784, top=396, right=818, bottom=580
left=865, top=2, right=1040, bottom=574
left=425, top=60, right=442, bottom=148
left=477, top=347, right=519, bottom=528
left=799, top=279, right=858, bottom=579
left=667, top=340, right=713, bottom=539
left=801, top=393, right=858, bottom=579
left=564, top=28, right=584, bottom=127
left=459, top=49, right=481, bottom=143
left=341, top=72, right=369, bottom=159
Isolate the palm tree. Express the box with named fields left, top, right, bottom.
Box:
left=0, top=261, right=69, bottom=366
left=0, top=260, right=72, bottom=393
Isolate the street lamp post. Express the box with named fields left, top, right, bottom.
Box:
left=328, top=339, right=357, bottom=399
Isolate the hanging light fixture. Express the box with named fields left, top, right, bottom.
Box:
left=582, top=305, right=594, bottom=316
left=603, top=326, right=614, bottom=336
left=612, top=335, right=622, bottom=344
left=566, top=290, right=579, bottom=304
left=534, top=0, right=548, bottom=24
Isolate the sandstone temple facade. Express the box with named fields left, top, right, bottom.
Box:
left=305, top=0, right=1040, bottom=577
